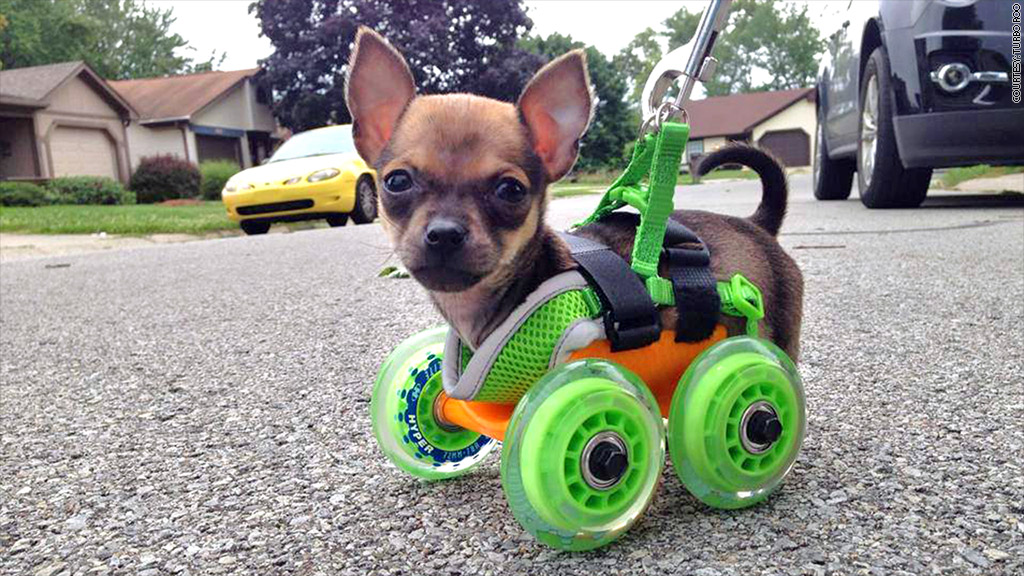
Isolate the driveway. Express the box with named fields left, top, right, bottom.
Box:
left=2, top=175, right=1022, bottom=576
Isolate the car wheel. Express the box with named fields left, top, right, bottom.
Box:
left=351, top=176, right=377, bottom=224
left=326, top=214, right=348, bottom=227
left=813, top=107, right=854, bottom=200
left=857, top=47, right=932, bottom=209
left=240, top=221, right=271, bottom=235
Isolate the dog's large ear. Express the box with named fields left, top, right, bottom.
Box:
left=517, top=50, right=594, bottom=182
left=345, top=27, right=416, bottom=165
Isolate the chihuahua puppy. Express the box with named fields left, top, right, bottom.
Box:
left=347, top=28, right=803, bottom=359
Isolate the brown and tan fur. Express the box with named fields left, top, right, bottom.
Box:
left=346, top=28, right=803, bottom=359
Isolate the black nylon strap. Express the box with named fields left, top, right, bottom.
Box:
left=560, top=233, right=660, bottom=351
left=663, top=219, right=701, bottom=245
left=664, top=229, right=721, bottom=342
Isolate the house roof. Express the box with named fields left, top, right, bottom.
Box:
left=686, top=88, right=815, bottom=139
left=0, top=61, right=135, bottom=115
left=109, top=68, right=260, bottom=123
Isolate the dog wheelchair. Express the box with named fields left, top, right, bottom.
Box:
left=370, top=0, right=806, bottom=551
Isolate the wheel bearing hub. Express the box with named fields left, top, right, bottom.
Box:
left=431, top=393, right=462, bottom=433
left=581, top=432, right=629, bottom=490
left=740, top=401, right=782, bottom=454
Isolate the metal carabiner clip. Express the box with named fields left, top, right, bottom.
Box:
left=640, top=0, right=733, bottom=130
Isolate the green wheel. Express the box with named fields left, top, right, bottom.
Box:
left=371, top=327, right=496, bottom=480
left=668, top=336, right=805, bottom=509
left=501, top=359, right=664, bottom=551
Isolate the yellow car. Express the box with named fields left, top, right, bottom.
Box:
left=222, top=125, right=377, bottom=235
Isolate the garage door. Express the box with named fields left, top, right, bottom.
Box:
left=196, top=135, right=241, bottom=166
left=758, top=129, right=810, bottom=168
left=50, top=126, right=118, bottom=179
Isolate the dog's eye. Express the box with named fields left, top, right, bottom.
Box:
left=494, top=178, right=527, bottom=204
left=383, top=170, right=414, bottom=194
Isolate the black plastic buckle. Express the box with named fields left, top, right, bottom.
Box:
left=663, top=243, right=710, bottom=268
left=604, top=309, right=662, bottom=352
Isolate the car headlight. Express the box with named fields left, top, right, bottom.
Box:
left=224, top=182, right=253, bottom=192
left=283, top=176, right=302, bottom=185
left=307, top=168, right=340, bottom=183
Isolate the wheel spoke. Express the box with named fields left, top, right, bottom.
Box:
left=859, top=74, right=881, bottom=186
left=867, top=78, right=878, bottom=118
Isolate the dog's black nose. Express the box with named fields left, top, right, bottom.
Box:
left=424, top=219, right=468, bottom=252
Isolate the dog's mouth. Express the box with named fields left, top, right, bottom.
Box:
left=408, top=264, right=484, bottom=292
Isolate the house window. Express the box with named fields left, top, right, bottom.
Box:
left=687, top=139, right=704, bottom=161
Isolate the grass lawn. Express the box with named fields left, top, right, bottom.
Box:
left=938, top=165, right=1024, bottom=189
left=2, top=168, right=766, bottom=235
left=551, top=169, right=760, bottom=198
left=0, top=201, right=238, bottom=235
left=550, top=183, right=608, bottom=197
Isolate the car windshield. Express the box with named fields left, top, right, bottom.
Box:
left=268, top=126, right=356, bottom=163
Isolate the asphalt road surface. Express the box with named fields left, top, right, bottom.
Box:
left=2, top=175, right=1023, bottom=576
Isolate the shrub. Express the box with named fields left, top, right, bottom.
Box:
left=130, top=155, right=201, bottom=204
left=200, top=160, right=240, bottom=200
left=941, top=164, right=991, bottom=189
left=47, top=176, right=135, bottom=205
left=0, top=181, right=56, bottom=207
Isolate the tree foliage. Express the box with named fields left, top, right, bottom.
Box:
left=252, top=0, right=545, bottom=132
left=0, top=0, right=94, bottom=71
left=520, top=33, right=632, bottom=171
left=611, top=27, right=663, bottom=105
left=73, top=0, right=224, bottom=79
left=0, top=0, right=222, bottom=78
left=616, top=0, right=822, bottom=100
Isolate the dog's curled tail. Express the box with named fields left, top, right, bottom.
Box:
left=696, top=144, right=788, bottom=236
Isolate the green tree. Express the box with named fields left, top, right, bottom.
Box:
left=74, top=0, right=224, bottom=79
left=0, top=0, right=96, bottom=71
left=662, top=9, right=701, bottom=58
left=0, top=0, right=222, bottom=78
left=751, top=2, right=821, bottom=94
left=612, top=27, right=662, bottom=105
left=618, top=0, right=823, bottom=100
left=252, top=0, right=541, bottom=131
left=521, top=33, right=633, bottom=171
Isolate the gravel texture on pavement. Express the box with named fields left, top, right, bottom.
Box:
left=2, top=176, right=1022, bottom=575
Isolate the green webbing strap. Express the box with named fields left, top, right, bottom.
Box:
left=634, top=122, right=688, bottom=304
left=457, top=287, right=605, bottom=403
left=573, top=122, right=690, bottom=306
left=574, top=134, right=656, bottom=228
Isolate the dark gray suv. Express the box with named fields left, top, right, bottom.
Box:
left=814, top=0, right=1022, bottom=208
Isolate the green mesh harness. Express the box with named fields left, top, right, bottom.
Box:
left=463, top=288, right=600, bottom=402
left=443, top=274, right=604, bottom=402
